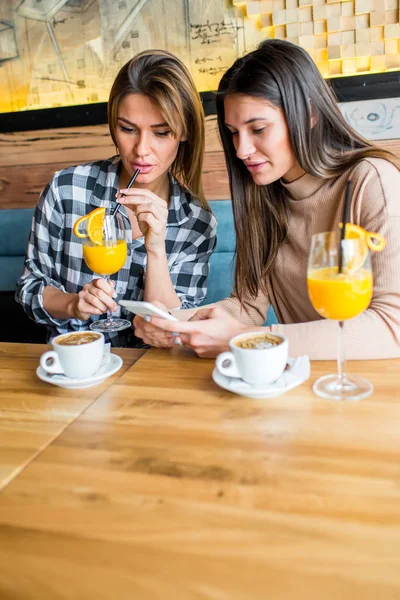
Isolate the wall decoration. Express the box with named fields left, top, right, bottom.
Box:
left=0, top=0, right=264, bottom=113
left=340, top=97, right=400, bottom=139
left=0, top=0, right=398, bottom=114
left=239, top=0, right=400, bottom=77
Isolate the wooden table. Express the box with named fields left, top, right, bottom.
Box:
left=0, top=345, right=399, bottom=599
left=0, top=343, right=144, bottom=490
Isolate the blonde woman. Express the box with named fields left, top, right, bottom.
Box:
left=133, top=40, right=400, bottom=360
left=17, top=50, right=216, bottom=346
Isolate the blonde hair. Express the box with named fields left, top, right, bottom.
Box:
left=108, top=49, right=208, bottom=208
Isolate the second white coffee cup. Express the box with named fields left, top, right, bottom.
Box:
left=216, top=331, right=288, bottom=387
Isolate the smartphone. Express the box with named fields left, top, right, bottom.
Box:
left=119, top=300, right=178, bottom=322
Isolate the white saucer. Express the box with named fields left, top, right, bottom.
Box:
left=212, top=356, right=310, bottom=399
left=36, top=353, right=123, bottom=389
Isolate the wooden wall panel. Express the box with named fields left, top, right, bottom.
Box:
left=0, top=117, right=228, bottom=208
left=1, top=116, right=399, bottom=209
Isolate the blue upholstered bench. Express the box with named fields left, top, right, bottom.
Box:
left=0, top=201, right=277, bottom=341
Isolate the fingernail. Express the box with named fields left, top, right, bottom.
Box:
left=144, top=315, right=151, bottom=323
left=173, top=337, right=183, bottom=346
left=112, top=292, right=117, bottom=298
left=172, top=332, right=180, bottom=337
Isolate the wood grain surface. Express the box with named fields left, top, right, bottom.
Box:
left=0, top=347, right=399, bottom=599
left=0, top=342, right=144, bottom=492
left=1, top=116, right=399, bottom=208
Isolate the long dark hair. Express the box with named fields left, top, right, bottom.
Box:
left=108, top=49, right=208, bottom=208
left=217, top=38, right=400, bottom=304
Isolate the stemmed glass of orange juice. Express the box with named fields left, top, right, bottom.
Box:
left=307, top=226, right=383, bottom=400
left=74, top=207, right=130, bottom=333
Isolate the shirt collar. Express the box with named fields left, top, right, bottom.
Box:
left=89, top=156, right=120, bottom=208
left=280, top=172, right=327, bottom=201
left=167, top=172, right=192, bottom=226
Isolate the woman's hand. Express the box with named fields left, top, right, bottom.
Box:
left=69, top=278, right=118, bottom=321
left=135, top=305, right=250, bottom=357
left=117, top=188, right=168, bottom=255
left=133, top=301, right=176, bottom=348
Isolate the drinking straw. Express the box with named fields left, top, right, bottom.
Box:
left=111, top=168, right=141, bottom=217
left=338, top=179, right=352, bottom=274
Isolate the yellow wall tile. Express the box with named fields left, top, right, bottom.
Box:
left=386, top=54, right=400, bottom=68
left=239, top=0, right=400, bottom=77
left=299, top=6, right=313, bottom=20
left=342, top=42, right=356, bottom=57
left=260, top=12, right=273, bottom=27
left=246, top=0, right=261, bottom=17
left=342, top=30, right=356, bottom=44
left=315, top=33, right=328, bottom=47
left=328, top=31, right=342, bottom=45
left=328, top=45, right=342, bottom=58
left=260, top=0, right=274, bottom=11
left=301, top=20, right=314, bottom=34
left=314, top=20, right=327, bottom=34
left=286, top=21, right=300, bottom=35
left=300, top=34, right=315, bottom=46
left=273, top=9, right=287, bottom=24
left=313, top=4, right=327, bottom=19
left=355, top=0, right=373, bottom=14
left=342, top=2, right=355, bottom=17
left=342, top=58, right=357, bottom=73
left=355, top=28, right=370, bottom=41
left=370, top=55, right=386, bottom=70
left=370, top=11, right=385, bottom=26
left=385, top=9, right=400, bottom=23
left=384, top=38, right=399, bottom=53
left=370, top=26, right=384, bottom=42
left=384, top=0, right=398, bottom=8
left=356, top=56, right=371, bottom=70
left=328, top=16, right=342, bottom=31
left=329, top=60, right=342, bottom=75
left=384, top=22, right=400, bottom=37
left=356, top=14, right=369, bottom=28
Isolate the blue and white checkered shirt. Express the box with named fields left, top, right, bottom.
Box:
left=16, top=156, right=217, bottom=346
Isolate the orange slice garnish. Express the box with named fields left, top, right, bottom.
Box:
left=73, top=207, right=105, bottom=245
left=340, top=223, right=386, bottom=252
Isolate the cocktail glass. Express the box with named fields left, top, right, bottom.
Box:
left=307, top=231, right=373, bottom=400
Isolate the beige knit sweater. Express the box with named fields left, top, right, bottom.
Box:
left=218, top=158, right=400, bottom=360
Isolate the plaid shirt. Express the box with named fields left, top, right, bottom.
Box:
left=16, top=156, right=217, bottom=346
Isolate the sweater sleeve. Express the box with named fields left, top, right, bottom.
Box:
left=217, top=292, right=270, bottom=326
left=271, top=158, right=400, bottom=360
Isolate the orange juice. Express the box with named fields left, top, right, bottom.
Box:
left=307, top=266, right=372, bottom=320
left=83, top=240, right=127, bottom=275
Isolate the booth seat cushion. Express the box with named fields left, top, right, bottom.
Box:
left=0, top=208, right=33, bottom=256
left=205, top=201, right=278, bottom=326
left=203, top=201, right=235, bottom=306
left=0, top=256, right=26, bottom=292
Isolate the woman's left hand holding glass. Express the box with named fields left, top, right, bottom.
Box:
left=117, top=188, right=168, bottom=254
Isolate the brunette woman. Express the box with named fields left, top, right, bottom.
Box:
left=134, top=39, right=400, bottom=359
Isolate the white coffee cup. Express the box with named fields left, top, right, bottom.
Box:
left=40, top=331, right=105, bottom=379
left=216, top=331, right=288, bottom=387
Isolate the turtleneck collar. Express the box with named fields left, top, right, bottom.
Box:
left=280, top=172, right=328, bottom=201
